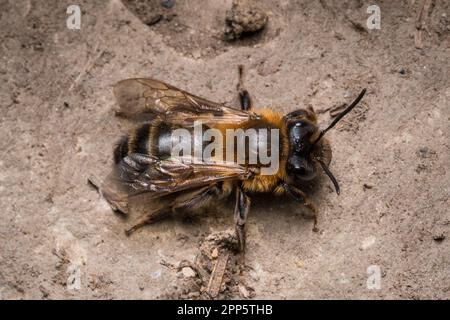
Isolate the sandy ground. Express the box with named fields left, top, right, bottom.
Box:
left=0, top=0, right=449, bottom=299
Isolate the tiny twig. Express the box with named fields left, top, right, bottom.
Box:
left=207, top=252, right=229, bottom=299
left=414, top=0, right=434, bottom=49
left=160, top=259, right=177, bottom=270
left=87, top=175, right=102, bottom=191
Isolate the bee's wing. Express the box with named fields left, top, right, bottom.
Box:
left=113, top=78, right=259, bottom=125
left=100, top=153, right=248, bottom=214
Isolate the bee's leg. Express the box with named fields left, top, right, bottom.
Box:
left=125, top=208, right=171, bottom=236
left=126, top=184, right=229, bottom=235
left=234, top=185, right=251, bottom=251
left=237, top=65, right=252, bottom=111
left=281, top=183, right=319, bottom=232
left=172, top=184, right=227, bottom=213
left=239, top=90, right=251, bottom=111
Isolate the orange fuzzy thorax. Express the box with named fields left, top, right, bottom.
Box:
left=240, top=109, right=288, bottom=193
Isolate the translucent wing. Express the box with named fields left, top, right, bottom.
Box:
left=113, top=78, right=260, bottom=125
left=100, top=153, right=250, bottom=214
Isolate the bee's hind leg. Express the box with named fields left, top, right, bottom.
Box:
left=281, top=183, right=319, bottom=232
left=237, top=65, right=252, bottom=111
left=125, top=208, right=171, bottom=236
left=125, top=184, right=229, bottom=236
left=234, top=185, right=251, bottom=251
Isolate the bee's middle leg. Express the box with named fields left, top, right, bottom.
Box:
left=234, top=185, right=251, bottom=251
left=237, top=65, right=252, bottom=111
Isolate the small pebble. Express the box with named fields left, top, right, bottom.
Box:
left=211, top=248, right=219, bottom=259
left=419, top=147, right=431, bottom=158
left=188, top=292, right=200, bottom=299
left=192, top=50, right=201, bottom=59
left=238, top=285, right=250, bottom=298
left=181, top=267, right=196, bottom=278
left=161, top=0, right=175, bottom=9
left=145, top=14, right=162, bottom=26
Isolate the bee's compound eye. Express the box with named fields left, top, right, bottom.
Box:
left=287, top=156, right=316, bottom=181
left=289, top=120, right=316, bottom=154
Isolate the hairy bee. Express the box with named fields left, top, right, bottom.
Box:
left=99, top=67, right=366, bottom=251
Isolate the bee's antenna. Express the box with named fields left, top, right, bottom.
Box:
left=313, top=88, right=367, bottom=145
left=318, top=160, right=340, bottom=195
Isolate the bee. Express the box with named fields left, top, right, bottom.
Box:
left=99, top=67, right=366, bottom=251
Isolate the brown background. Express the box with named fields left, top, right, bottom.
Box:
left=0, top=0, right=449, bottom=299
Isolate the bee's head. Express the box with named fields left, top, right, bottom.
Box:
left=284, top=109, right=324, bottom=182
left=283, top=89, right=366, bottom=194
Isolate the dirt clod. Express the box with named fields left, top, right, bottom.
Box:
left=224, top=0, right=268, bottom=40
left=161, top=0, right=175, bottom=9
left=181, top=267, right=196, bottom=278
left=145, top=14, right=163, bottom=26
left=161, top=230, right=243, bottom=299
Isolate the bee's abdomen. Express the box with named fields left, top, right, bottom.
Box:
left=131, top=123, right=151, bottom=155
left=115, top=122, right=174, bottom=163
left=112, top=123, right=152, bottom=165
left=149, top=121, right=208, bottom=159
left=151, top=122, right=173, bottom=158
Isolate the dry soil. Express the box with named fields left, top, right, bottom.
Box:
left=0, top=0, right=449, bottom=299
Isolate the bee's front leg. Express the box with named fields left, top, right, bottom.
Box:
left=234, top=185, right=251, bottom=251
left=237, top=65, right=252, bottom=111
left=281, top=183, right=319, bottom=232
